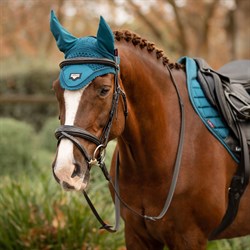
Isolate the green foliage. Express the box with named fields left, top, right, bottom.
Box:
left=0, top=69, right=59, bottom=130
left=0, top=173, right=125, bottom=250
left=39, top=117, right=60, bottom=152
left=0, top=70, right=54, bottom=95
left=0, top=118, right=37, bottom=175
left=207, top=238, right=250, bottom=250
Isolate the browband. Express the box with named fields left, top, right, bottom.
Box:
left=59, top=57, right=119, bottom=69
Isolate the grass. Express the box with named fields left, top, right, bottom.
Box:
left=0, top=141, right=125, bottom=250
left=0, top=120, right=249, bottom=249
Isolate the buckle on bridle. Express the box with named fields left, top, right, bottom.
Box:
left=89, top=144, right=106, bottom=167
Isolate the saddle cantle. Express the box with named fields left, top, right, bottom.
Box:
left=218, top=60, right=250, bottom=121
left=193, top=58, right=250, bottom=238
left=218, top=60, right=250, bottom=88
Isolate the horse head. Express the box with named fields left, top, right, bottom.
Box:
left=51, top=11, right=126, bottom=191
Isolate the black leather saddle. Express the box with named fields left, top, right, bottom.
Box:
left=195, top=59, right=250, bottom=122
left=194, top=58, right=250, bottom=238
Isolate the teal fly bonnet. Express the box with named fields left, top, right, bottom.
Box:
left=50, top=10, right=117, bottom=90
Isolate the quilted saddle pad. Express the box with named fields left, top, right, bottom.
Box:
left=178, top=57, right=238, bottom=162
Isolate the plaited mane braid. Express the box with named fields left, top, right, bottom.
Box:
left=114, top=30, right=183, bottom=70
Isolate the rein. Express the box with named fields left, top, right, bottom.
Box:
left=55, top=54, right=185, bottom=232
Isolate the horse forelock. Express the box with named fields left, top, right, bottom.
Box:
left=113, top=30, right=184, bottom=70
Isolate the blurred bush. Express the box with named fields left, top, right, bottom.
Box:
left=0, top=69, right=59, bottom=130
left=39, top=117, right=59, bottom=152
left=0, top=118, right=37, bottom=175
left=0, top=69, right=57, bottom=95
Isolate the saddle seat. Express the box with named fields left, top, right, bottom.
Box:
left=218, top=60, right=250, bottom=89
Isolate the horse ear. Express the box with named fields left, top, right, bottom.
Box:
left=50, top=10, right=77, bottom=53
left=97, top=16, right=114, bottom=55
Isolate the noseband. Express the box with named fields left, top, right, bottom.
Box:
left=55, top=55, right=128, bottom=168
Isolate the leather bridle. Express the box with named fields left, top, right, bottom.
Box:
left=54, top=52, right=185, bottom=233
left=55, top=55, right=128, bottom=167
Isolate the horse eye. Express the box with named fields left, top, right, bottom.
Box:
left=100, top=87, right=110, bottom=96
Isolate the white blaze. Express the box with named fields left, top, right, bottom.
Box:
left=54, top=88, right=85, bottom=190
left=64, top=89, right=85, bottom=126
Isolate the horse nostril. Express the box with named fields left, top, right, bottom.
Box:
left=71, top=161, right=82, bottom=178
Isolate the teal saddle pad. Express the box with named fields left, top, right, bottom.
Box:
left=178, top=57, right=238, bottom=162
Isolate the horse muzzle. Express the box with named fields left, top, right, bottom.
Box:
left=52, top=126, right=107, bottom=191
left=52, top=156, right=90, bottom=191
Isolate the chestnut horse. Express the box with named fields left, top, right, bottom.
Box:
left=51, top=13, right=250, bottom=249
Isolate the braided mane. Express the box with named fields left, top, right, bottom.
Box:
left=114, top=30, right=183, bottom=70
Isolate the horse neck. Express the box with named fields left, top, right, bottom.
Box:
left=117, top=42, right=184, bottom=174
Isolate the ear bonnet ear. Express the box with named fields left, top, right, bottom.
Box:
left=50, top=10, right=77, bottom=53
left=97, top=16, right=115, bottom=56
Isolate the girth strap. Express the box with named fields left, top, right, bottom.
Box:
left=209, top=120, right=250, bottom=239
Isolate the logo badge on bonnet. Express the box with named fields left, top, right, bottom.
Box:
left=69, top=73, right=82, bottom=80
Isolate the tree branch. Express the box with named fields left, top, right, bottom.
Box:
left=127, top=0, right=163, bottom=40
left=166, top=0, right=188, bottom=54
